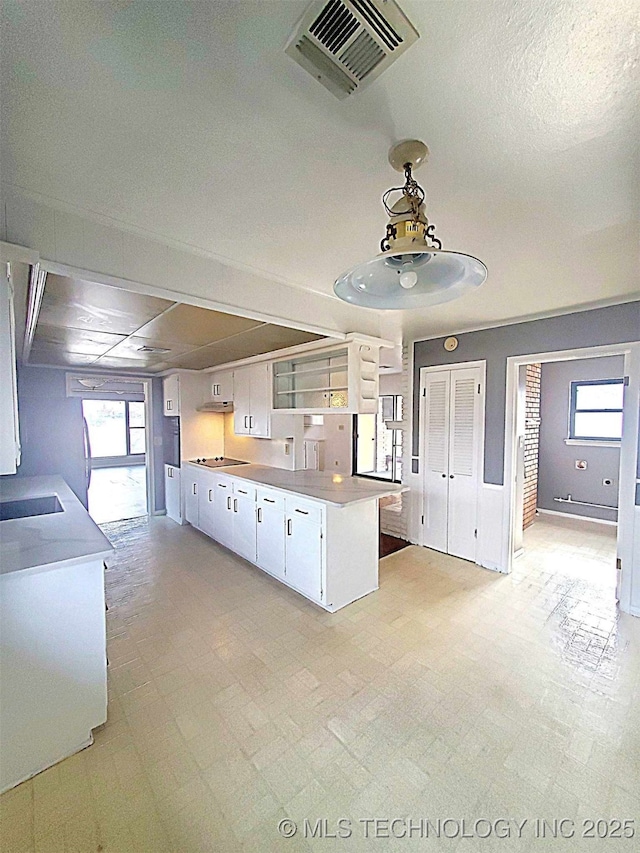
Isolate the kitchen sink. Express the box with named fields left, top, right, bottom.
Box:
left=0, top=495, right=63, bottom=521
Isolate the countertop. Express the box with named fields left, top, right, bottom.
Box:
left=0, top=476, right=113, bottom=577
left=184, top=463, right=405, bottom=506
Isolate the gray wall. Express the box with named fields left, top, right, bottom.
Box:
left=6, top=365, right=88, bottom=506
left=537, top=356, right=623, bottom=522
left=413, top=301, right=640, bottom=485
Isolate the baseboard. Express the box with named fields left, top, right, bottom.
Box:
left=536, top=508, right=618, bottom=527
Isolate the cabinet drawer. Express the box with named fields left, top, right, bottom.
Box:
left=285, top=495, right=324, bottom=525
left=257, top=488, right=285, bottom=512
left=233, top=481, right=256, bottom=501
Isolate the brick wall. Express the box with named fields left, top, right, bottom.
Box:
left=523, top=363, right=541, bottom=529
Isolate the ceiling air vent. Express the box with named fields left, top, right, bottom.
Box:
left=138, top=345, right=171, bottom=354
left=285, top=0, right=419, bottom=99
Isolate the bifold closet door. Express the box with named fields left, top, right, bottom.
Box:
left=422, top=370, right=451, bottom=554
left=422, top=366, right=482, bottom=562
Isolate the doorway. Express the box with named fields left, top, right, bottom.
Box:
left=82, top=396, right=149, bottom=524
left=510, top=352, right=626, bottom=598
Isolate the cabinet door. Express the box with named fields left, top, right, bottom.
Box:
left=184, top=470, right=200, bottom=527
left=212, top=370, right=234, bottom=402
left=233, top=366, right=252, bottom=435
left=422, top=370, right=450, bottom=554
left=256, top=491, right=285, bottom=579
left=165, top=465, right=181, bottom=523
left=233, top=492, right=257, bottom=563
left=198, top=472, right=216, bottom=538
left=285, top=514, right=323, bottom=601
left=163, top=374, right=180, bottom=416
left=249, top=363, right=271, bottom=437
left=212, top=478, right=234, bottom=547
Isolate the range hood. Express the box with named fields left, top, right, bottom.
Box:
left=196, top=401, right=234, bottom=413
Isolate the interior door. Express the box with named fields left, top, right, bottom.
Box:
left=446, top=367, right=482, bottom=561
left=285, top=515, right=323, bottom=601
left=422, top=370, right=451, bottom=553
left=233, top=366, right=251, bottom=435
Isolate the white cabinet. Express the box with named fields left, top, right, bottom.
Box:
left=212, top=475, right=234, bottom=548
left=198, top=471, right=216, bottom=538
left=184, top=467, right=201, bottom=527
left=211, top=370, right=234, bottom=402
left=272, top=341, right=379, bottom=415
left=256, top=489, right=286, bottom=580
left=285, top=496, right=323, bottom=602
left=233, top=363, right=271, bottom=438
left=165, top=465, right=181, bottom=523
left=0, top=260, right=20, bottom=474
left=163, top=373, right=181, bottom=416
left=233, top=484, right=257, bottom=563
left=181, top=463, right=384, bottom=612
left=422, top=366, right=483, bottom=562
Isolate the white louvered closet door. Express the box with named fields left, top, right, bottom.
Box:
left=446, top=367, right=482, bottom=561
left=422, top=370, right=451, bottom=554
left=422, top=366, right=483, bottom=562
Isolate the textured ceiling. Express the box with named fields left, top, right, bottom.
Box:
left=1, top=0, right=638, bottom=340
left=29, top=275, right=323, bottom=371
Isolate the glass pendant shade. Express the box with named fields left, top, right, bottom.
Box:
left=334, top=247, right=487, bottom=310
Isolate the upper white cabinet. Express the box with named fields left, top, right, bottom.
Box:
left=0, top=260, right=21, bottom=474
left=210, top=370, right=233, bottom=402
left=272, top=342, right=379, bottom=415
left=233, top=363, right=271, bottom=438
left=163, top=373, right=180, bottom=416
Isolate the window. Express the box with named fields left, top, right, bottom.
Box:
left=569, top=379, right=624, bottom=441
left=353, top=395, right=403, bottom=482
left=82, top=400, right=146, bottom=458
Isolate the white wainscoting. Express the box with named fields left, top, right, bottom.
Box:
left=477, top=483, right=506, bottom=572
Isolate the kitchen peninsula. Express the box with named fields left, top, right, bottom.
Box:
left=183, top=462, right=404, bottom=612
left=0, top=476, right=112, bottom=793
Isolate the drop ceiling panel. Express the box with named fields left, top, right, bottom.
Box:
left=33, top=324, right=127, bottom=355
left=28, top=344, right=98, bottom=368
left=101, top=336, right=198, bottom=362
left=133, top=304, right=263, bottom=346
left=164, top=324, right=324, bottom=369
left=39, top=275, right=176, bottom=335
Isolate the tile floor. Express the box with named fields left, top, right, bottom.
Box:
left=88, top=465, right=147, bottom=524
left=2, top=515, right=638, bottom=852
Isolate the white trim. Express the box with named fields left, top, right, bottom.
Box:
left=536, top=508, right=618, bottom=527
left=39, top=259, right=347, bottom=341
left=503, top=342, right=639, bottom=616
left=564, top=438, right=621, bottom=448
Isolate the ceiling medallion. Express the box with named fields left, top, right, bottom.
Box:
left=334, top=140, right=487, bottom=309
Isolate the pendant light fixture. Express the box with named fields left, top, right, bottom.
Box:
left=334, top=140, right=487, bottom=309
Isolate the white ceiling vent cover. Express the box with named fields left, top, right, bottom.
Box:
left=285, top=0, right=419, bottom=99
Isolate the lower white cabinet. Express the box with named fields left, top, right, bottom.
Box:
left=256, top=489, right=286, bottom=580
left=285, top=510, right=323, bottom=601
left=182, top=464, right=381, bottom=612
left=184, top=468, right=201, bottom=527
left=164, top=465, right=182, bottom=523
left=233, top=487, right=257, bottom=563
left=211, top=476, right=233, bottom=547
